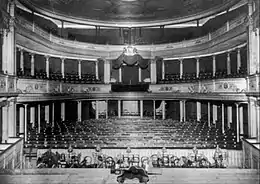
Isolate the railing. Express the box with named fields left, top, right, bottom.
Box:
left=0, top=138, right=24, bottom=170
left=16, top=10, right=246, bottom=49
left=242, top=138, right=260, bottom=169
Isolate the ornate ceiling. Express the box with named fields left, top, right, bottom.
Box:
left=18, top=0, right=240, bottom=27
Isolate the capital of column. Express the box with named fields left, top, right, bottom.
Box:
left=29, top=53, right=35, bottom=58
left=78, top=59, right=82, bottom=64
left=44, top=55, right=50, bottom=61
left=179, top=58, right=183, bottom=63
left=61, top=58, right=65, bottom=63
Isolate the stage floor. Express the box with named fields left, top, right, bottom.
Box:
left=0, top=168, right=259, bottom=184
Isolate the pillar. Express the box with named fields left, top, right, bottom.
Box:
left=248, top=98, right=257, bottom=138
left=207, top=102, right=211, bottom=127
left=95, top=100, right=99, bottom=119
left=119, top=68, right=122, bottom=83
left=118, top=100, right=121, bottom=118
left=78, top=60, right=82, bottom=79
left=239, top=105, right=244, bottom=137
left=140, top=100, right=143, bottom=118
left=235, top=104, right=240, bottom=142
left=20, top=49, right=24, bottom=73
left=180, top=101, right=183, bottom=121
left=162, top=100, right=166, bottom=120
left=19, top=106, right=25, bottom=136
left=61, top=58, right=65, bottom=78
left=179, top=59, right=183, bottom=79
left=196, top=101, right=201, bottom=121
left=77, top=101, right=82, bottom=121
left=30, top=53, right=35, bottom=76
left=150, top=59, right=157, bottom=84
left=256, top=103, right=260, bottom=142
left=138, top=67, right=142, bottom=82
left=45, top=104, right=49, bottom=124
left=24, top=104, right=28, bottom=141
left=227, top=52, right=231, bottom=75
left=212, top=55, right=216, bottom=77
left=95, top=60, right=99, bottom=80
left=153, top=100, right=156, bottom=120
left=104, top=60, right=111, bottom=84
left=61, top=102, right=65, bottom=121
left=221, top=104, right=225, bottom=133
left=212, top=104, right=217, bottom=125
left=227, top=106, right=232, bottom=129
left=2, top=105, right=8, bottom=142
left=8, top=101, right=15, bottom=137
left=37, top=104, right=41, bottom=133
left=52, top=103, right=55, bottom=126
left=162, top=60, right=165, bottom=80
left=196, top=58, right=200, bottom=78
left=237, top=49, right=241, bottom=73
left=30, top=106, right=35, bottom=128
left=183, top=101, right=186, bottom=122
left=45, top=56, right=50, bottom=78
left=106, top=100, right=108, bottom=119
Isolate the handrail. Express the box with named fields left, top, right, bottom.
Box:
left=0, top=137, right=24, bottom=170
left=16, top=11, right=246, bottom=48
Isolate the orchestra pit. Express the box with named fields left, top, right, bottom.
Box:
left=0, top=0, right=259, bottom=183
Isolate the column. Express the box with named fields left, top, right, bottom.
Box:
left=235, top=103, right=240, bottom=142
left=207, top=102, right=211, bottom=127
left=162, top=100, right=166, bottom=120
left=162, top=60, right=165, bottom=80
left=256, top=103, right=260, bottom=142
left=212, top=104, right=217, bottom=125
left=227, top=52, right=231, bottom=75
left=24, top=104, right=28, bottom=141
left=212, top=55, right=216, bottom=77
left=248, top=98, right=257, bottom=138
left=140, top=100, right=143, bottom=118
left=118, top=100, right=121, bottom=118
left=37, top=104, right=41, bottom=133
left=119, top=67, right=122, bottom=83
left=180, top=101, right=183, bottom=121
left=30, top=106, right=35, bottom=128
left=183, top=101, right=186, bottom=122
left=19, top=106, right=25, bottom=136
left=2, top=105, right=8, bottom=142
left=20, top=49, right=24, bottom=73
left=153, top=100, right=156, bottom=120
left=45, top=104, right=49, bottom=124
left=95, top=100, right=99, bottom=119
left=221, top=103, right=225, bottom=133
left=45, top=56, right=50, bottom=78
left=150, top=59, right=157, bottom=84
left=105, top=60, right=111, bottom=84
left=78, top=60, right=82, bottom=79
left=77, top=101, right=82, bottom=121
left=196, top=58, right=200, bottom=78
left=95, top=60, right=99, bottom=80
left=239, top=105, right=244, bottom=138
left=105, top=100, right=108, bottom=119
left=52, top=103, right=55, bottom=126
left=196, top=101, right=201, bottom=121
left=227, top=106, right=232, bottom=129
left=61, top=58, right=65, bottom=78
left=237, top=49, right=241, bottom=73
left=61, top=102, right=65, bottom=121
left=138, top=67, right=142, bottom=82
left=179, top=59, right=183, bottom=79
left=30, top=53, right=35, bottom=76
left=8, top=101, right=15, bottom=137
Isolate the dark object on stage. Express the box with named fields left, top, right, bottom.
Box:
left=112, top=166, right=149, bottom=184
left=111, top=83, right=149, bottom=92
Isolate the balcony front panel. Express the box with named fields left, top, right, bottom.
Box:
left=150, top=78, right=247, bottom=94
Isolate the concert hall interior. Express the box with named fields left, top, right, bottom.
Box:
left=0, top=0, right=259, bottom=183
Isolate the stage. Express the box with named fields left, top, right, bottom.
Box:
left=0, top=168, right=258, bottom=184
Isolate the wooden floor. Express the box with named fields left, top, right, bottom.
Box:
left=0, top=168, right=259, bottom=184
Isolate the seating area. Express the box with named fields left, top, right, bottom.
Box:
left=25, top=119, right=238, bottom=149
left=17, top=70, right=102, bottom=84
left=159, top=70, right=247, bottom=84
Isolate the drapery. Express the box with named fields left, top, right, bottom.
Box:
left=112, top=53, right=150, bottom=69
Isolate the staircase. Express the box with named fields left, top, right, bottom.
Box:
left=0, top=168, right=259, bottom=184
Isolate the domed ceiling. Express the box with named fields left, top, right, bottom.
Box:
left=18, top=0, right=240, bottom=26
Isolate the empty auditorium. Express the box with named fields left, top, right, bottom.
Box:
left=0, top=0, right=259, bottom=183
